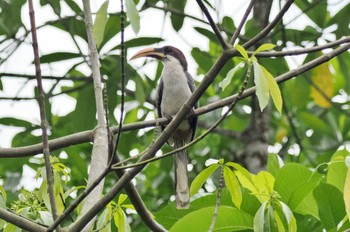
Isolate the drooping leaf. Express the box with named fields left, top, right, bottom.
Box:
left=221, top=62, right=244, bottom=90
left=125, top=0, right=140, bottom=34
left=253, top=61, right=269, bottom=111
left=327, top=148, right=349, bottom=191
left=261, top=65, right=282, bottom=113
left=313, top=183, right=346, bottom=231
left=93, top=1, right=109, bottom=48
left=190, top=163, right=220, bottom=197
left=254, top=201, right=267, bottom=232
left=310, top=62, right=333, bottom=108
left=114, top=207, right=131, bottom=232
left=344, top=156, right=350, bottom=220
left=280, top=201, right=297, bottom=232
left=223, top=166, right=242, bottom=208
left=169, top=0, right=186, bottom=31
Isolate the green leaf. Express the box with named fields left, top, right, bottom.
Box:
left=97, top=207, right=111, bottom=232
left=93, top=1, right=109, bottom=48
left=114, top=207, right=131, bottom=232
left=253, top=61, right=269, bottom=111
left=279, top=201, right=297, bottom=232
left=313, top=183, right=346, bottom=231
left=254, top=201, right=267, bottom=232
left=261, top=65, right=282, bottom=113
left=221, top=62, right=244, bottom=90
left=343, top=156, right=350, bottom=221
left=327, top=148, right=349, bottom=191
left=267, top=154, right=284, bottom=177
left=253, top=171, right=275, bottom=202
left=39, top=211, right=53, bottom=226
left=223, top=166, right=242, bottom=208
left=235, top=44, right=249, bottom=60
left=226, top=162, right=260, bottom=198
left=253, top=43, right=276, bottom=56
left=0, top=117, right=34, bottom=128
left=170, top=206, right=253, bottom=231
left=194, top=27, right=218, bottom=44
left=0, top=185, right=6, bottom=208
left=118, top=194, right=128, bottom=205
left=112, top=37, right=163, bottom=50
left=190, top=163, right=220, bottom=197
left=125, top=0, right=140, bottom=34
left=169, top=0, right=186, bottom=31
left=39, top=52, right=82, bottom=63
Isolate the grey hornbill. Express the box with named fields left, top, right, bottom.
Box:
left=130, top=46, right=198, bottom=209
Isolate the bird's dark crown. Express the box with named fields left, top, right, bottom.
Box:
left=155, top=46, right=188, bottom=71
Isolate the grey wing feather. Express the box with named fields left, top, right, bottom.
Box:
left=156, top=78, right=164, bottom=130
left=186, top=72, right=198, bottom=141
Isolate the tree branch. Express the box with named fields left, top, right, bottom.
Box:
left=28, top=0, right=60, bottom=227
left=243, top=0, right=295, bottom=49
left=0, top=208, right=47, bottom=232
left=196, top=0, right=229, bottom=50
left=80, top=0, right=109, bottom=231
left=229, top=0, right=256, bottom=45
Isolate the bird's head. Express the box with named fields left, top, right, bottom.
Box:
left=130, top=46, right=188, bottom=71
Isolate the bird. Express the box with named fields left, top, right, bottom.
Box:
left=130, top=46, right=198, bottom=209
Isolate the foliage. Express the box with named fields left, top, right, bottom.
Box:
left=0, top=0, right=350, bottom=231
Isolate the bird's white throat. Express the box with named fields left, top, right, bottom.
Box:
left=160, top=56, right=192, bottom=118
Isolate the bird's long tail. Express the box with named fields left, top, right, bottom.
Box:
left=174, top=141, right=190, bottom=209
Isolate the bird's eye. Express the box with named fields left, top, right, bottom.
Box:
left=164, top=47, right=171, bottom=54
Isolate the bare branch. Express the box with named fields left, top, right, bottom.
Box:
left=0, top=208, right=47, bottom=232
left=196, top=0, right=229, bottom=50
left=80, top=0, right=109, bottom=230
left=28, top=0, right=60, bottom=227
left=243, top=0, right=295, bottom=49
left=229, top=0, right=256, bottom=45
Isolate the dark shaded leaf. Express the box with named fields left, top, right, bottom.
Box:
left=39, top=52, right=82, bottom=64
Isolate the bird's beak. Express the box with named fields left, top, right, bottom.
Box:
left=129, top=48, right=166, bottom=60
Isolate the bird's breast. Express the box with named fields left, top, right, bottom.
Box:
left=160, top=72, right=192, bottom=117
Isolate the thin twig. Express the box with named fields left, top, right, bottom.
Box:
left=0, top=72, right=90, bottom=81
left=209, top=165, right=224, bottom=232
left=27, top=0, right=60, bottom=229
left=229, top=0, right=256, bottom=45
left=196, top=0, right=229, bottom=50
left=243, top=0, right=295, bottom=49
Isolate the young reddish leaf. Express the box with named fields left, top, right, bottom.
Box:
left=190, top=163, right=220, bottom=197
left=223, top=166, right=242, bottom=208
left=310, top=62, right=333, bottom=108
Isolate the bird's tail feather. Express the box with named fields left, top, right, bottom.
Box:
left=174, top=141, right=189, bottom=209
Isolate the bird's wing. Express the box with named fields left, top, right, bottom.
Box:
left=186, top=72, right=198, bottom=141
left=156, top=78, right=164, bottom=130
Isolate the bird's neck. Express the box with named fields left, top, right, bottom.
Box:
left=162, top=56, right=187, bottom=84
